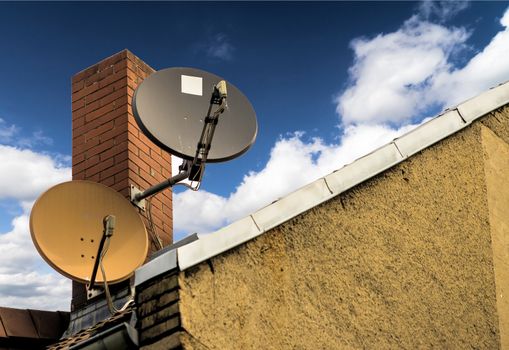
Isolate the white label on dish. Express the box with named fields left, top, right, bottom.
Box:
left=181, top=75, right=203, bottom=96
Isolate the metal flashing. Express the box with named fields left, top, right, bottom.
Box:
left=325, top=143, right=403, bottom=195
left=68, top=322, right=138, bottom=350
left=134, top=249, right=177, bottom=287
left=177, top=216, right=261, bottom=270
left=394, top=110, right=465, bottom=158
left=252, top=178, right=333, bottom=232
left=170, top=81, right=509, bottom=273
left=457, top=81, right=509, bottom=123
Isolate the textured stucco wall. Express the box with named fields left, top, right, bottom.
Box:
left=178, top=107, right=509, bottom=349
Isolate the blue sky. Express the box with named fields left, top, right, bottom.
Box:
left=1, top=1, right=509, bottom=311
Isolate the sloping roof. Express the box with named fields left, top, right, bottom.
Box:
left=48, top=306, right=134, bottom=350
left=0, top=307, right=69, bottom=349
left=135, top=80, right=509, bottom=285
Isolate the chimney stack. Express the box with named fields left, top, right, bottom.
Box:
left=70, top=50, right=172, bottom=311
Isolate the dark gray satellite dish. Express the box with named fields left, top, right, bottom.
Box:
left=132, top=67, right=257, bottom=162
left=130, top=67, right=258, bottom=207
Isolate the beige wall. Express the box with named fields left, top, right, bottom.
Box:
left=177, top=107, right=509, bottom=349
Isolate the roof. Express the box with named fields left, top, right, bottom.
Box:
left=135, top=79, right=509, bottom=285
left=0, top=307, right=69, bottom=349
left=48, top=306, right=135, bottom=350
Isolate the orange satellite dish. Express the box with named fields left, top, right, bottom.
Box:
left=30, top=180, right=148, bottom=284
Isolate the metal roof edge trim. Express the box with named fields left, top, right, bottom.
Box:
left=178, top=216, right=261, bottom=270
left=325, top=142, right=404, bottom=194
left=251, top=178, right=333, bottom=232
left=394, top=109, right=466, bottom=158
left=175, top=80, right=509, bottom=271
left=134, top=249, right=177, bottom=287
left=457, top=80, right=509, bottom=123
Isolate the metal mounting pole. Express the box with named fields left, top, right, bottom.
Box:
left=88, top=215, right=116, bottom=291
left=132, top=169, right=190, bottom=203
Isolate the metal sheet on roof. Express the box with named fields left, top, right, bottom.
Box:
left=252, top=178, right=333, bottom=232
left=457, top=81, right=509, bottom=123
left=134, top=249, right=177, bottom=287
left=394, top=110, right=465, bottom=158
left=325, top=143, right=403, bottom=195
left=178, top=216, right=261, bottom=270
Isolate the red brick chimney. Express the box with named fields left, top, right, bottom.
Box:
left=70, top=50, right=172, bottom=310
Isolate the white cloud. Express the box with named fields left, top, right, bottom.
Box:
left=0, top=143, right=71, bottom=311
left=174, top=122, right=422, bottom=236
left=429, top=11, right=509, bottom=107
left=0, top=271, right=70, bottom=310
left=336, top=16, right=469, bottom=125
left=0, top=207, right=71, bottom=311
left=337, top=6, right=509, bottom=126
left=0, top=145, right=70, bottom=201
left=174, top=5, right=509, bottom=239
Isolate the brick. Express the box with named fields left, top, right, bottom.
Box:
left=114, top=169, right=129, bottom=183
left=98, top=141, right=126, bottom=162
left=72, top=79, right=84, bottom=93
left=100, top=124, right=128, bottom=144
left=113, top=58, right=129, bottom=73
left=141, top=302, right=179, bottom=330
left=84, top=78, right=127, bottom=106
left=138, top=290, right=179, bottom=319
left=129, top=172, right=151, bottom=191
left=115, top=128, right=130, bottom=145
left=73, top=134, right=86, bottom=148
left=111, top=181, right=130, bottom=197
left=78, top=106, right=127, bottom=136
left=72, top=81, right=99, bottom=103
left=72, top=99, right=85, bottom=112
left=137, top=273, right=178, bottom=303
left=85, top=120, right=114, bottom=141
left=85, top=65, right=114, bottom=85
left=72, top=160, right=87, bottom=175
left=97, top=50, right=127, bottom=72
left=150, top=149, right=167, bottom=168
left=84, top=102, right=115, bottom=123
left=161, top=151, right=171, bottom=162
left=139, top=151, right=162, bottom=173
left=140, top=315, right=180, bottom=343
left=98, top=68, right=128, bottom=90
left=73, top=172, right=85, bottom=180
left=139, top=169, right=158, bottom=186
left=84, top=154, right=100, bottom=170
left=85, top=157, right=114, bottom=178
left=100, top=159, right=129, bottom=179
left=114, top=148, right=129, bottom=164
left=75, top=98, right=102, bottom=119
left=100, top=176, right=115, bottom=187
left=72, top=152, right=85, bottom=166
left=83, top=135, right=100, bottom=150
left=73, top=116, right=85, bottom=129
left=99, top=86, right=127, bottom=108
left=130, top=152, right=150, bottom=174
left=72, top=66, right=98, bottom=85
left=85, top=138, right=114, bottom=159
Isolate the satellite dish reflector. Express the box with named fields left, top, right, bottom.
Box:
left=132, top=67, right=257, bottom=162
left=30, top=180, right=148, bottom=284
